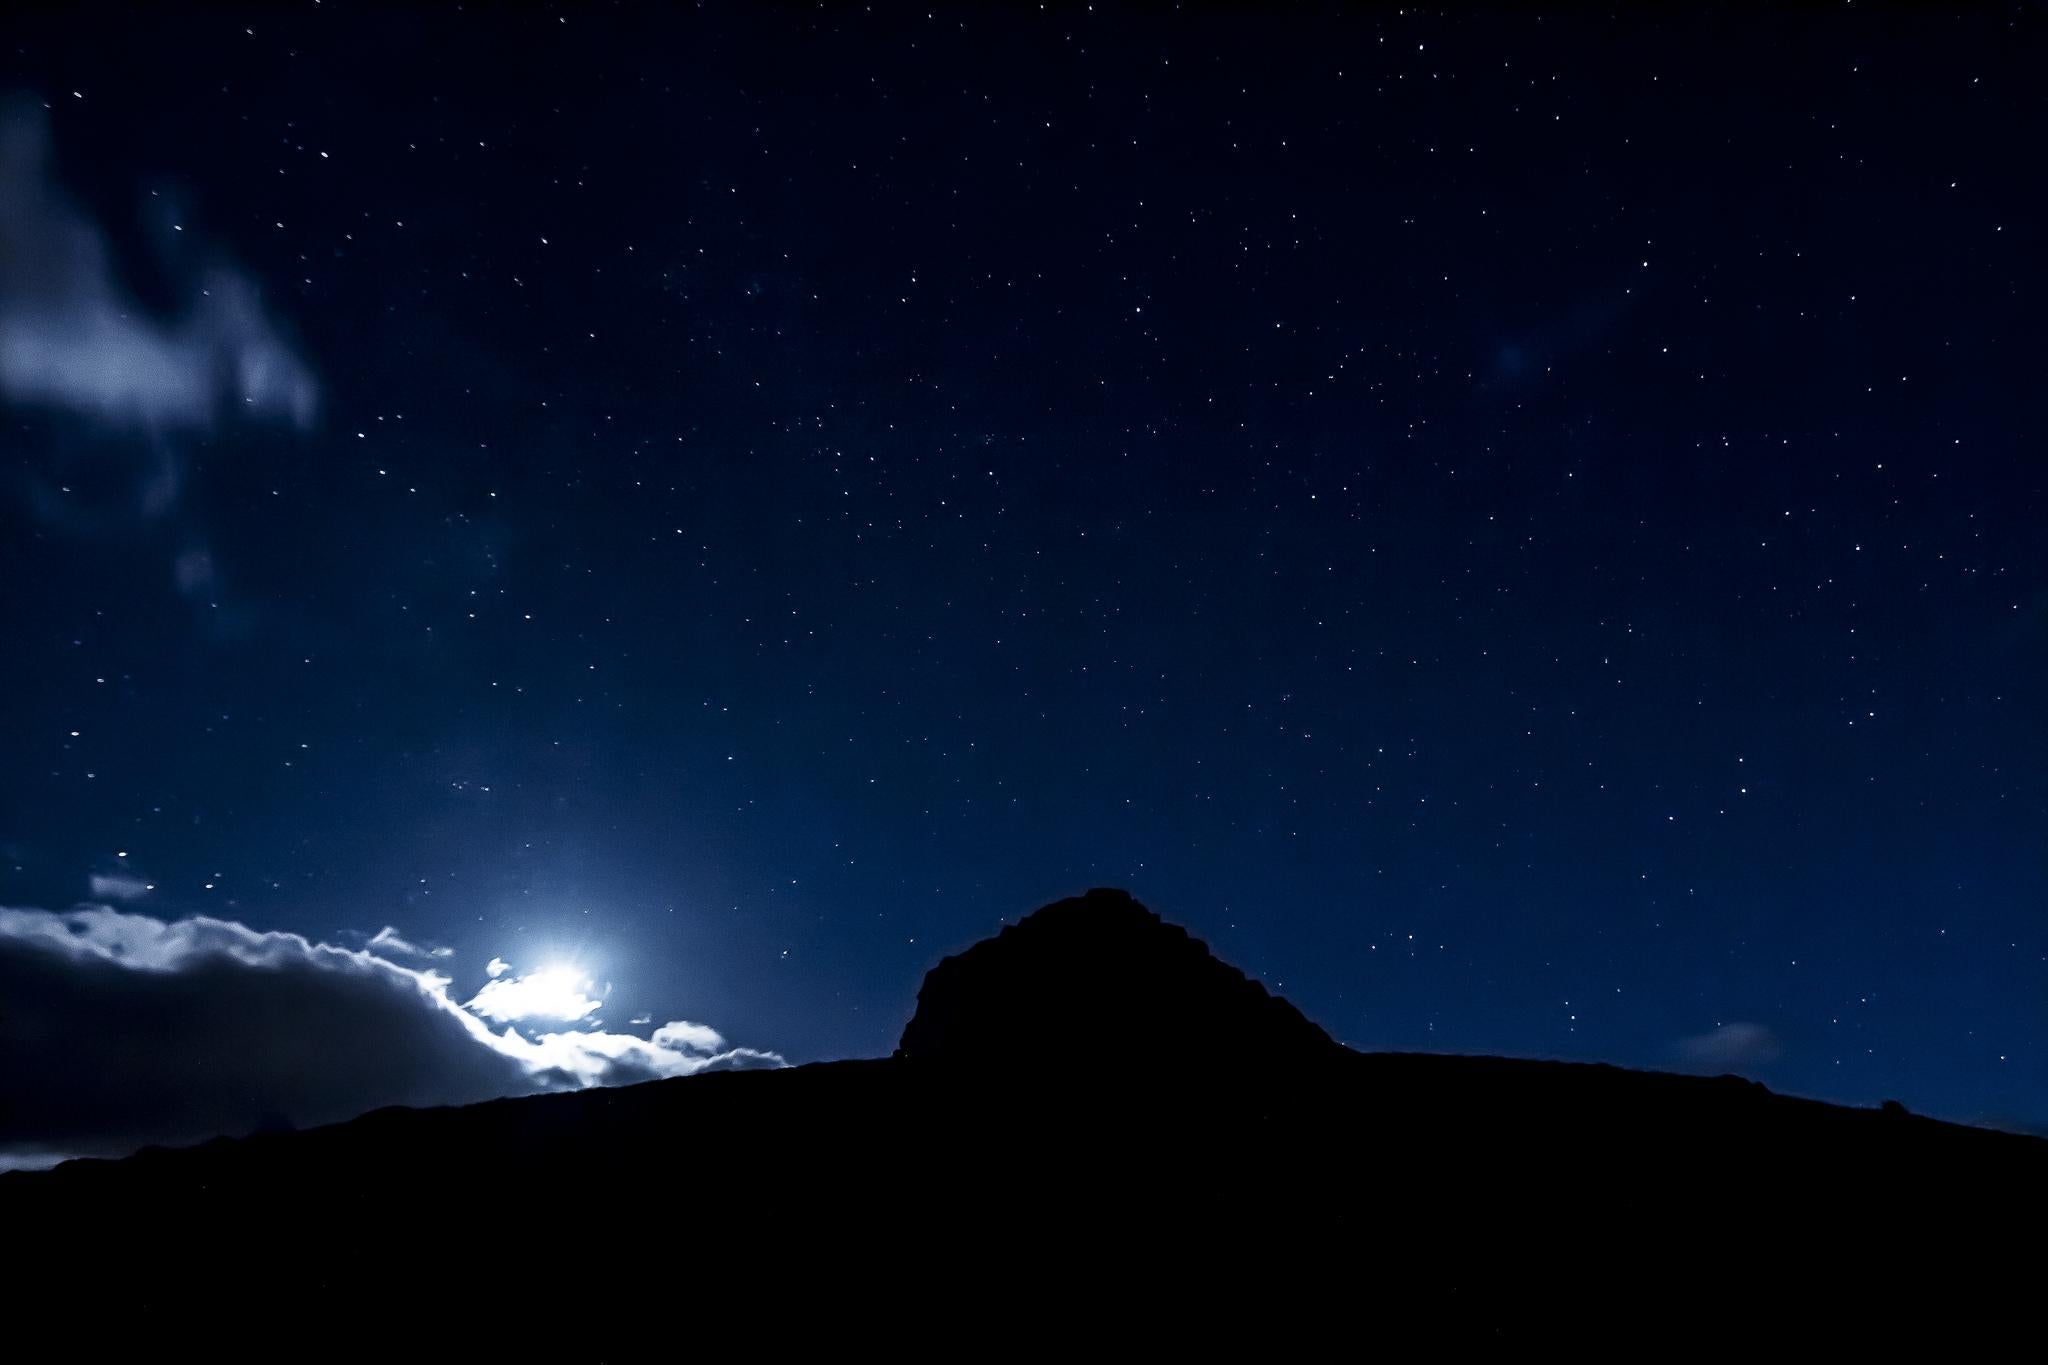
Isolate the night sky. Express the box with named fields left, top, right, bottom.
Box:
left=3, top=2, right=2043, bottom=1157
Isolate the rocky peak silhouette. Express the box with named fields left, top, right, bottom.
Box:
left=894, top=887, right=1340, bottom=1070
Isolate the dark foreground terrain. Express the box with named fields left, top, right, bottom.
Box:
left=6, top=890, right=2040, bottom=1346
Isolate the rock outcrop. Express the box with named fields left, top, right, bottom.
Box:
left=895, top=887, right=1338, bottom=1071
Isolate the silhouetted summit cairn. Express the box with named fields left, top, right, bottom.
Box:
left=894, top=888, right=1340, bottom=1074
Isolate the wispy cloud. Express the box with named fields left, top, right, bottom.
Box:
left=0, top=94, right=317, bottom=617
left=366, top=925, right=454, bottom=961
left=0, top=98, right=316, bottom=434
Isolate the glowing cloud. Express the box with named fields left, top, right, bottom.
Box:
left=0, top=903, right=784, bottom=1163
left=463, top=964, right=604, bottom=1023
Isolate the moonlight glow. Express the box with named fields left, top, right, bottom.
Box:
left=462, top=964, right=604, bottom=1024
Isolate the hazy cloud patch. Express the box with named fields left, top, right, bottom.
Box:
left=0, top=95, right=317, bottom=616
left=86, top=872, right=151, bottom=901
left=1675, top=1021, right=1782, bottom=1070
left=0, top=99, right=317, bottom=434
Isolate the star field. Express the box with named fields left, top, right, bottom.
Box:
left=1, top=4, right=2042, bottom=1132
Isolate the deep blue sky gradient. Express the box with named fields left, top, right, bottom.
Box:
left=2, top=4, right=2042, bottom=1130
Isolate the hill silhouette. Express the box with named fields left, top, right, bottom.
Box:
left=896, top=888, right=1341, bottom=1068
left=5, top=889, right=2039, bottom=1345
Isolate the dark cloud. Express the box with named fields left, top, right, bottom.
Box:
left=0, top=906, right=782, bottom=1164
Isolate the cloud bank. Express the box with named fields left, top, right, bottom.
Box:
left=0, top=905, right=782, bottom=1164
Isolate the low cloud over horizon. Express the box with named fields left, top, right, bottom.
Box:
left=0, top=903, right=782, bottom=1167
left=1674, top=1021, right=1783, bottom=1071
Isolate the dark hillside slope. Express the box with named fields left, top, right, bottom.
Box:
left=6, top=889, right=2039, bottom=1343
